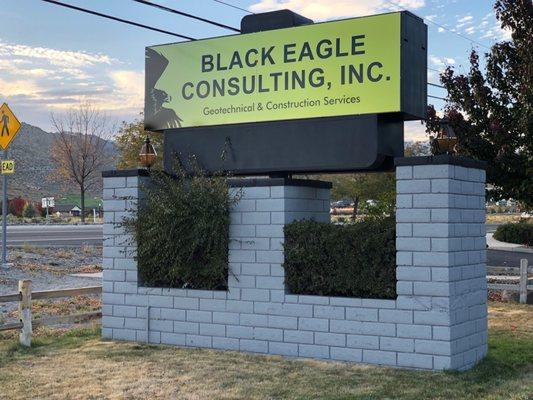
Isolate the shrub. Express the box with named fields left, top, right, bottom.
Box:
left=284, top=217, right=396, bottom=299
left=123, top=167, right=239, bottom=290
left=22, top=203, right=36, bottom=218
left=493, top=222, right=533, bottom=246
left=8, top=197, right=26, bottom=217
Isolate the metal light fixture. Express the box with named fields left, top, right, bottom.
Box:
left=139, top=135, right=157, bottom=169
left=430, top=117, right=457, bottom=155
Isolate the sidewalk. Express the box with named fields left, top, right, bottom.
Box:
left=487, top=233, right=533, bottom=254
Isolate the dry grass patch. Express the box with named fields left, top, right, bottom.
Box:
left=0, top=303, right=531, bottom=400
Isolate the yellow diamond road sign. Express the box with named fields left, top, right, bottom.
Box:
left=0, top=103, right=21, bottom=150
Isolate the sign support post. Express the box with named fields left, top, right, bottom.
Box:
left=0, top=102, right=23, bottom=269
left=2, top=149, right=8, bottom=269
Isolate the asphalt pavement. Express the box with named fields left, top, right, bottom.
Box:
left=0, top=224, right=102, bottom=247
left=0, top=224, right=529, bottom=267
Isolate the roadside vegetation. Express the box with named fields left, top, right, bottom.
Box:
left=0, top=302, right=531, bottom=399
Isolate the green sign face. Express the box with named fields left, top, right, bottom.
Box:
left=145, top=12, right=402, bottom=130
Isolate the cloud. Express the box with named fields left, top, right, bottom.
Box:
left=249, top=0, right=425, bottom=20
left=457, top=15, right=473, bottom=23
left=404, top=121, right=428, bottom=141
left=0, top=38, right=143, bottom=130
left=429, top=55, right=455, bottom=67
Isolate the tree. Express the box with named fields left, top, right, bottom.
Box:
left=8, top=197, right=26, bottom=217
left=426, top=0, right=533, bottom=209
left=50, top=103, right=113, bottom=223
left=329, top=173, right=395, bottom=220
left=22, top=203, right=36, bottom=218
left=115, top=113, right=163, bottom=170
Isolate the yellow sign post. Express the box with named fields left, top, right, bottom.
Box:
left=0, top=103, right=22, bottom=150
left=0, top=103, right=21, bottom=269
left=0, top=160, right=14, bottom=174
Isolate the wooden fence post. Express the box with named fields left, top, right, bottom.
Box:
left=519, top=259, right=528, bottom=304
left=18, top=280, right=32, bottom=346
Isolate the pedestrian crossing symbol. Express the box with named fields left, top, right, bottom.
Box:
left=0, top=103, right=22, bottom=150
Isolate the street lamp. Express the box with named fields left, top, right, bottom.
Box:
left=430, top=118, right=457, bottom=155
left=139, top=135, right=157, bottom=169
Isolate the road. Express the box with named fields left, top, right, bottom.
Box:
left=0, top=225, right=102, bottom=247
left=0, top=224, right=530, bottom=267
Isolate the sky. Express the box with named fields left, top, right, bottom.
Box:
left=0, top=0, right=511, bottom=141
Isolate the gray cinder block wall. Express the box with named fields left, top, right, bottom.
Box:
left=101, top=156, right=487, bottom=371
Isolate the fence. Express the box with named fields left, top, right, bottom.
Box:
left=487, top=259, right=532, bottom=304
left=0, top=280, right=102, bottom=346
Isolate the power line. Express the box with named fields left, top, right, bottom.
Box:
left=428, top=94, right=447, bottom=101
left=133, top=0, right=240, bottom=32
left=41, top=0, right=196, bottom=40
left=428, top=82, right=445, bottom=89
left=384, top=0, right=491, bottom=50
left=212, top=0, right=253, bottom=14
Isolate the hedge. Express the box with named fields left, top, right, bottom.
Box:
left=493, top=222, right=533, bottom=246
left=284, top=217, right=396, bottom=299
left=123, top=168, right=239, bottom=290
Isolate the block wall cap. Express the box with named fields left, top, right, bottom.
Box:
left=395, top=155, right=487, bottom=170
left=103, top=169, right=150, bottom=178
left=228, top=178, right=332, bottom=189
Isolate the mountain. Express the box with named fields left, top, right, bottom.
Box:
left=0, top=123, right=116, bottom=202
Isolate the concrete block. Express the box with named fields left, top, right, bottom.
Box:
left=256, top=276, right=285, bottom=289
left=396, top=237, right=430, bottom=251
left=103, top=270, right=125, bottom=282
left=380, top=337, right=414, bottom=352
left=232, top=199, right=256, bottom=212
left=103, top=293, right=125, bottom=305
left=174, top=297, right=199, bottom=310
left=227, top=325, right=254, bottom=339
left=113, top=305, right=137, bottom=318
left=240, top=313, right=268, bottom=327
left=413, top=194, right=451, bottom=208
left=268, top=316, right=298, bottom=330
left=360, top=299, right=396, bottom=309
left=242, top=238, right=271, bottom=250
left=256, top=199, right=284, bottom=211
left=254, top=327, right=283, bottom=341
left=148, top=295, right=173, bottom=308
left=415, top=339, right=451, bottom=356
left=199, top=299, right=226, bottom=312
left=396, top=209, right=431, bottom=223
left=397, top=179, right=431, bottom=194
left=213, top=311, right=240, bottom=325
left=414, top=282, right=451, bottom=296
left=213, top=337, right=240, bottom=351
left=226, top=300, right=254, bottom=314
left=256, top=225, right=284, bottom=238
left=241, top=263, right=270, bottom=276
left=228, top=275, right=256, bottom=289
left=330, top=321, right=396, bottom=336
left=362, top=350, right=396, bottom=366
left=413, top=223, right=451, bottom=238
left=269, top=342, right=298, bottom=356
left=186, top=335, right=212, bottom=348
left=161, top=308, right=185, bottom=321
left=396, top=166, right=413, bottom=180
left=413, top=164, right=453, bottom=179
left=396, top=194, right=413, bottom=208
left=413, top=252, right=451, bottom=267
left=397, top=353, right=433, bottom=369
left=103, top=316, right=124, bottom=329
left=397, top=266, right=431, bottom=282
left=298, top=344, right=330, bottom=360
left=150, top=319, right=173, bottom=333
left=161, top=333, right=186, bottom=346
left=187, top=310, right=212, bottom=323
left=331, top=347, right=362, bottom=362
left=298, top=317, right=329, bottom=332
left=113, top=329, right=136, bottom=341
left=200, top=323, right=226, bottom=337
left=242, top=187, right=270, bottom=199
left=298, top=295, right=329, bottom=305
left=228, top=250, right=255, bottom=263
left=104, top=177, right=126, bottom=189
left=397, top=324, right=432, bottom=339
left=240, top=339, right=268, bottom=353
left=396, top=223, right=413, bottom=237
left=284, top=330, right=314, bottom=344
left=379, top=309, right=413, bottom=324
left=345, top=308, right=378, bottom=322
left=414, top=311, right=451, bottom=326
left=242, top=289, right=270, bottom=302
left=315, top=332, right=345, bottom=347
left=314, top=305, right=344, bottom=320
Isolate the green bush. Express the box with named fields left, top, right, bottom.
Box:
left=123, top=168, right=239, bottom=290
left=284, top=217, right=396, bottom=299
left=493, top=222, right=533, bottom=246
left=22, top=203, right=36, bottom=218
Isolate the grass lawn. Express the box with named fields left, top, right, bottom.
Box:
left=0, top=302, right=531, bottom=399
left=56, top=193, right=102, bottom=209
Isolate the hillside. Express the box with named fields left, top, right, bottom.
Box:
left=0, top=123, right=116, bottom=202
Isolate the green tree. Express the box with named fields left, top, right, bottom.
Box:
left=115, top=113, right=163, bottom=170
left=426, top=0, right=532, bottom=209
left=22, top=203, right=36, bottom=218
left=328, top=173, right=395, bottom=219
